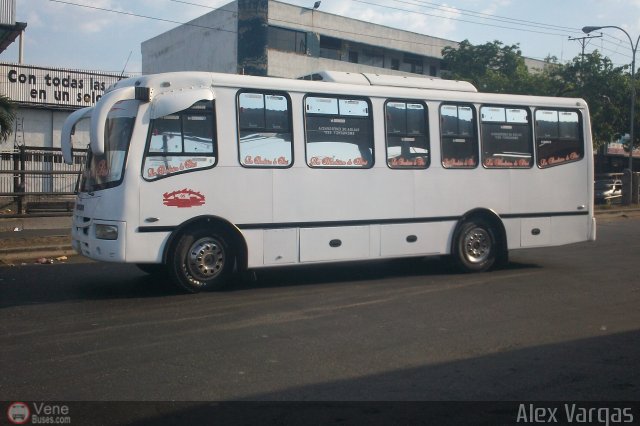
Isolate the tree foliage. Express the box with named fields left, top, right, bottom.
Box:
left=0, top=94, right=16, bottom=142
left=441, top=40, right=640, bottom=150
left=442, top=40, right=532, bottom=94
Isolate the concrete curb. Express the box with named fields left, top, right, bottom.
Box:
left=0, top=248, right=77, bottom=264
left=0, top=234, right=75, bottom=264
left=594, top=208, right=640, bottom=216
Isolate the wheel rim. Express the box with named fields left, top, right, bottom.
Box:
left=185, top=237, right=225, bottom=281
left=463, top=227, right=491, bottom=264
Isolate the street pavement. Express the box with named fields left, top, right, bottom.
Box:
left=1, top=209, right=639, bottom=426
left=1, top=212, right=639, bottom=403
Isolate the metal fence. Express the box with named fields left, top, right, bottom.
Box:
left=0, top=146, right=86, bottom=215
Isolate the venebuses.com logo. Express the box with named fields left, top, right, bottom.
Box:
left=6, top=402, right=71, bottom=424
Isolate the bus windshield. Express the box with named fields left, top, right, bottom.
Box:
left=82, top=99, right=139, bottom=192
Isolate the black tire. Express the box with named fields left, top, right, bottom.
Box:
left=135, top=263, right=167, bottom=276
left=453, top=219, right=497, bottom=272
left=168, top=227, right=233, bottom=293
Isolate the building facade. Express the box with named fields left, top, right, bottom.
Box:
left=143, top=0, right=463, bottom=78
left=0, top=62, right=125, bottom=151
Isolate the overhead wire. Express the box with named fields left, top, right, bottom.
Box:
left=47, top=0, right=238, bottom=34
left=390, top=0, right=584, bottom=34
left=46, top=0, right=634, bottom=65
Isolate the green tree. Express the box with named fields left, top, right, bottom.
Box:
left=441, top=40, right=637, bottom=150
left=543, top=51, right=633, bottom=149
left=0, top=94, right=16, bottom=142
left=441, top=40, right=533, bottom=94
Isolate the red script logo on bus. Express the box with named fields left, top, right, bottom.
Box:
left=163, top=189, right=206, bottom=208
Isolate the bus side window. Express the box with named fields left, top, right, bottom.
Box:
left=535, top=109, right=583, bottom=168
left=237, top=91, right=293, bottom=168
left=440, top=104, right=478, bottom=168
left=480, top=106, right=533, bottom=168
left=385, top=100, right=429, bottom=169
left=304, top=95, right=374, bottom=168
left=149, top=115, right=182, bottom=153
left=143, top=100, right=217, bottom=181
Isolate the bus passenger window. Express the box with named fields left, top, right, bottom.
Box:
left=238, top=91, right=293, bottom=168
left=305, top=95, right=374, bottom=168
left=143, top=100, right=217, bottom=181
left=440, top=104, right=478, bottom=168
left=385, top=101, right=429, bottom=169
left=535, top=110, right=583, bottom=168
left=480, top=106, right=533, bottom=168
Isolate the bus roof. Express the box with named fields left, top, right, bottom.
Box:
left=107, top=70, right=588, bottom=110
left=300, top=71, right=478, bottom=93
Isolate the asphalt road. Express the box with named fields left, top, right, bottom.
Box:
left=1, top=214, right=639, bottom=406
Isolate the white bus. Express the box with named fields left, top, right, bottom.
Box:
left=61, top=71, right=596, bottom=293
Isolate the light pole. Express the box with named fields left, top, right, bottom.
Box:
left=583, top=26, right=639, bottom=204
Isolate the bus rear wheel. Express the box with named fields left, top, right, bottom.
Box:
left=168, top=228, right=233, bottom=293
left=453, top=219, right=497, bottom=272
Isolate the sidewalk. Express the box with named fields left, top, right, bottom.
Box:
left=1, top=207, right=640, bottom=266
left=0, top=216, right=74, bottom=265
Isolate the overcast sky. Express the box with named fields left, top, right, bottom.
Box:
left=2, top=0, right=640, bottom=75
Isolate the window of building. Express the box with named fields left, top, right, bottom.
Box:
left=385, top=100, right=429, bottom=169
left=349, top=51, right=359, bottom=64
left=319, top=36, right=342, bottom=60
left=361, top=49, right=384, bottom=67
left=268, top=26, right=306, bottom=54
left=391, top=58, right=400, bottom=71
left=143, top=100, right=216, bottom=180
left=237, top=91, right=293, bottom=168
left=404, top=53, right=424, bottom=74
left=535, top=109, right=583, bottom=168
left=480, top=106, right=533, bottom=168
left=305, top=95, right=374, bottom=168
left=440, top=104, right=478, bottom=168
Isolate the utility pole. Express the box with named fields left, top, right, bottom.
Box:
left=569, top=33, right=603, bottom=75
left=569, top=33, right=603, bottom=58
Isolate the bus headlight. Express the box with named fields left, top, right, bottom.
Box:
left=95, top=224, right=119, bottom=240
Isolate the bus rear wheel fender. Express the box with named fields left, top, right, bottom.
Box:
left=163, top=215, right=248, bottom=269
left=168, top=226, right=235, bottom=293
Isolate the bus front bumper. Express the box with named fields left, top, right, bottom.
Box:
left=72, top=219, right=127, bottom=262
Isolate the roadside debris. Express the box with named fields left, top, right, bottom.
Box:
left=33, top=256, right=69, bottom=265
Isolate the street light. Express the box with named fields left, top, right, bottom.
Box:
left=583, top=25, right=640, bottom=204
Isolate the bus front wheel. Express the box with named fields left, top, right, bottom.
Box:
left=168, top=228, right=233, bottom=293
left=453, top=220, right=497, bottom=272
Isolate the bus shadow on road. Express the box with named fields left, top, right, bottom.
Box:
left=228, top=257, right=542, bottom=292
left=0, top=257, right=542, bottom=308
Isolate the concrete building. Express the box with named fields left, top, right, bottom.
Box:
left=143, top=0, right=468, bottom=78
left=142, top=0, right=547, bottom=78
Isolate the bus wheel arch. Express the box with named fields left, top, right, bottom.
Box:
left=451, top=209, right=508, bottom=272
left=164, top=216, right=248, bottom=292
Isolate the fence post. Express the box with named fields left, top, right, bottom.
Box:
left=13, top=145, right=26, bottom=214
